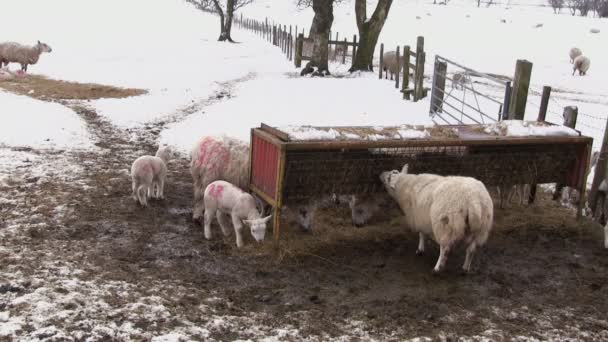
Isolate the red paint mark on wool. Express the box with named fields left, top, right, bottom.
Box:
left=196, top=137, right=230, bottom=173
left=208, top=184, right=224, bottom=199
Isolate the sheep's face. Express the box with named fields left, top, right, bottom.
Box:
left=156, top=146, right=172, bottom=163
left=380, top=170, right=401, bottom=197
left=295, top=204, right=316, bottom=231
left=244, top=215, right=272, bottom=242
left=37, top=41, right=52, bottom=53
left=349, top=195, right=379, bottom=228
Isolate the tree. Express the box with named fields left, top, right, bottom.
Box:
left=298, top=0, right=336, bottom=76
left=349, top=0, right=393, bottom=72
left=548, top=0, right=564, bottom=13
left=186, top=0, right=254, bottom=42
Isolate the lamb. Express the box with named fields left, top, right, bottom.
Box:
left=382, top=51, right=405, bottom=80
left=130, top=146, right=171, bottom=207
left=203, top=180, right=272, bottom=248
left=380, top=165, right=494, bottom=273
left=0, top=41, right=52, bottom=72
left=572, top=55, right=591, bottom=76
left=191, top=136, right=249, bottom=222
left=569, top=47, right=582, bottom=64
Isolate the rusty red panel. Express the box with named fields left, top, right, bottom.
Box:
left=251, top=134, right=279, bottom=200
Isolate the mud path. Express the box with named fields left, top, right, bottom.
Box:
left=1, top=71, right=608, bottom=340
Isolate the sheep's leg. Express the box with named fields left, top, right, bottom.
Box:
left=232, top=213, right=245, bottom=248
left=463, top=242, right=477, bottom=273
left=433, top=244, right=450, bottom=273
left=416, top=232, right=425, bottom=255
left=203, top=210, right=214, bottom=240
left=158, top=178, right=165, bottom=199
left=604, top=223, right=608, bottom=249
left=217, top=211, right=232, bottom=236
left=137, top=185, right=147, bottom=207
left=132, top=181, right=138, bottom=202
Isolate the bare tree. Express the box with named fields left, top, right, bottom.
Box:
left=186, top=0, right=254, bottom=42
left=298, top=0, right=338, bottom=76
left=349, top=0, right=393, bottom=72
left=548, top=0, right=564, bottom=13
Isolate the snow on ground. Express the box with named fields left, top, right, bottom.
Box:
left=160, top=69, right=430, bottom=152
left=0, top=91, right=93, bottom=150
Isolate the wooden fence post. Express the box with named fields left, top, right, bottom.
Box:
left=414, top=36, right=425, bottom=102
left=430, top=59, right=447, bottom=114
left=378, top=43, right=384, bottom=79
left=402, top=46, right=411, bottom=100
left=537, top=86, right=551, bottom=122
left=553, top=106, right=579, bottom=201
left=508, top=59, right=533, bottom=120
left=590, top=119, right=608, bottom=221
left=295, top=33, right=303, bottom=68
left=395, top=46, right=401, bottom=88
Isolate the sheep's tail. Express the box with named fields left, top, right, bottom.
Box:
left=466, top=193, right=494, bottom=246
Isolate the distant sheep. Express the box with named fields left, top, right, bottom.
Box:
left=569, top=47, right=582, bottom=64
left=572, top=55, right=591, bottom=76
left=0, top=41, right=52, bottom=72
left=451, top=72, right=469, bottom=90
left=190, top=136, right=249, bottom=222
left=382, top=51, right=405, bottom=80
left=131, top=146, right=171, bottom=207
left=203, top=180, right=271, bottom=248
left=380, top=165, right=494, bottom=273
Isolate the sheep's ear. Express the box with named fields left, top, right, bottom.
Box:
left=37, top=40, right=41, bottom=45
left=401, top=163, right=409, bottom=174
left=262, top=215, right=272, bottom=223
left=243, top=219, right=252, bottom=226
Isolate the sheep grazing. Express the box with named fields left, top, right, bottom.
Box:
left=382, top=51, right=405, bottom=80
left=380, top=165, right=494, bottom=273
left=569, top=47, right=582, bottom=64
left=0, top=41, right=52, bottom=72
left=572, top=55, right=591, bottom=76
left=451, top=72, right=469, bottom=90
left=203, top=180, right=271, bottom=248
left=130, top=146, right=171, bottom=207
left=190, top=136, right=249, bottom=222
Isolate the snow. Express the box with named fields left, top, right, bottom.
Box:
left=0, top=91, right=93, bottom=149
left=484, top=120, right=579, bottom=137
left=281, top=126, right=340, bottom=140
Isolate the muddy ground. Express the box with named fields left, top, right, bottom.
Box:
left=1, top=77, right=608, bottom=341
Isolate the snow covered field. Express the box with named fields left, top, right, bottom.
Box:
left=1, top=0, right=608, bottom=340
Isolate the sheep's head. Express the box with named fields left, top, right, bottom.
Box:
left=349, top=195, right=381, bottom=228
left=244, top=215, right=272, bottom=242
left=155, top=146, right=171, bottom=163
left=380, top=169, right=402, bottom=197
left=37, top=41, right=52, bottom=53
left=295, top=203, right=316, bottom=232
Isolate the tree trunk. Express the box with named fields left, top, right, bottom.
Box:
left=349, top=0, right=393, bottom=72
left=215, top=0, right=235, bottom=42
left=301, top=0, right=333, bottom=76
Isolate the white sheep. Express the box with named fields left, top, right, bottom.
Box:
left=451, top=72, right=469, bottom=90
left=572, top=55, right=591, bottom=76
left=380, top=165, right=494, bottom=273
left=203, top=180, right=272, bottom=248
left=569, top=47, right=582, bottom=64
left=0, top=41, right=52, bottom=72
left=131, top=146, right=171, bottom=207
left=191, top=136, right=249, bottom=222
left=382, top=51, right=405, bottom=80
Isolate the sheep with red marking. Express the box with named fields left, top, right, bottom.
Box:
left=190, top=136, right=249, bottom=222
left=130, top=146, right=171, bottom=207
left=380, top=164, right=494, bottom=273
left=203, top=180, right=271, bottom=248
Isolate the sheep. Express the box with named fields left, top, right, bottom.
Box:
left=191, top=136, right=249, bottom=222
left=0, top=41, right=52, bottom=72
left=382, top=51, right=405, bottom=80
left=380, top=164, right=494, bottom=273
left=569, top=47, right=582, bottom=64
left=203, top=180, right=272, bottom=248
left=572, top=55, right=591, bottom=76
left=451, top=72, right=469, bottom=90
left=130, top=146, right=171, bottom=207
